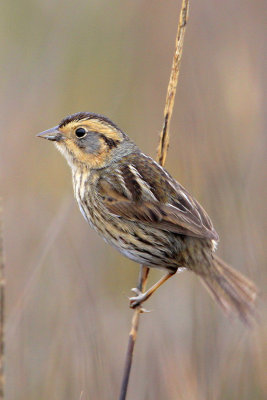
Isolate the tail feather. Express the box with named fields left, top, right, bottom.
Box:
left=199, top=255, right=258, bottom=325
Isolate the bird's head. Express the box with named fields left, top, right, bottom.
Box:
left=37, top=112, right=137, bottom=170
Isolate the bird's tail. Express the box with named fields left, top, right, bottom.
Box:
left=199, top=255, right=258, bottom=325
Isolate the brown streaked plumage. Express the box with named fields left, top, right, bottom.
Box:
left=37, top=112, right=258, bottom=324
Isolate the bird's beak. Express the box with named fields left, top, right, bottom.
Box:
left=36, top=126, right=62, bottom=141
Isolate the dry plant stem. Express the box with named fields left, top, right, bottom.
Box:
left=157, top=0, right=189, bottom=166
left=0, top=200, right=5, bottom=400
left=118, top=1, right=189, bottom=399
left=118, top=266, right=149, bottom=400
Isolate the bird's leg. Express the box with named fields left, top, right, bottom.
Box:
left=137, top=265, right=150, bottom=292
left=129, top=270, right=176, bottom=308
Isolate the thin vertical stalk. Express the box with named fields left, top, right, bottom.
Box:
left=157, top=0, right=189, bottom=166
left=119, top=266, right=149, bottom=400
left=118, top=1, right=189, bottom=399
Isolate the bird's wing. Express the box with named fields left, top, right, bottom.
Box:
left=96, top=157, right=219, bottom=241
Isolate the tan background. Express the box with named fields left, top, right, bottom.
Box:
left=1, top=1, right=266, bottom=399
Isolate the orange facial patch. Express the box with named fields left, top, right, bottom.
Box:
left=64, top=138, right=109, bottom=169
left=57, top=117, right=123, bottom=169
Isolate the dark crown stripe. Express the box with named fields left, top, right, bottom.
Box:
left=59, top=112, right=125, bottom=136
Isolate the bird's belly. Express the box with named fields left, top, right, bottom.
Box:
left=77, top=197, right=184, bottom=270
left=99, top=220, right=182, bottom=270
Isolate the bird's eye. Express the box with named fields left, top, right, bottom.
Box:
left=75, top=128, right=87, bottom=138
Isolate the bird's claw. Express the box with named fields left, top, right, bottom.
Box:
left=131, top=287, right=142, bottom=296
left=140, top=307, right=151, bottom=313
left=129, top=293, right=146, bottom=309
left=129, top=288, right=152, bottom=312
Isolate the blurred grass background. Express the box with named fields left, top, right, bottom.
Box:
left=1, top=0, right=266, bottom=399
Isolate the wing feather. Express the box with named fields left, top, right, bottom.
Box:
left=97, top=154, right=219, bottom=241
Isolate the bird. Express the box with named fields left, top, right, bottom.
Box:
left=37, top=112, right=257, bottom=324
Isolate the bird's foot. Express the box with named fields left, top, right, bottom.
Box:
left=131, top=287, right=142, bottom=296
left=129, top=288, right=150, bottom=310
